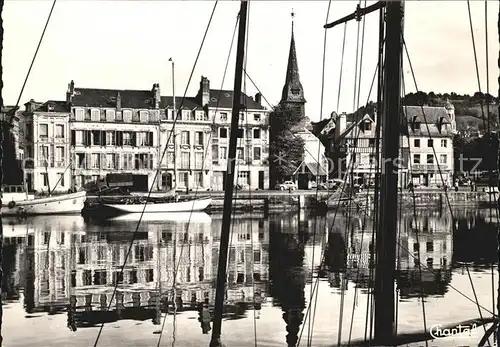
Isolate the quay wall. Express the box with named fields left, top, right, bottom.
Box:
left=85, top=190, right=496, bottom=213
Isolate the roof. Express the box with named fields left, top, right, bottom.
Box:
left=34, top=100, right=70, bottom=113
left=403, top=105, right=452, bottom=124
left=336, top=114, right=375, bottom=142
left=293, top=161, right=328, bottom=176
left=160, top=96, right=201, bottom=110
left=72, top=88, right=155, bottom=109
left=206, top=89, right=265, bottom=110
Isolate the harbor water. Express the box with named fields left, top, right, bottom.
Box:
left=2, top=207, right=498, bottom=346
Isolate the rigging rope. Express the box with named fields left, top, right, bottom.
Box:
left=307, top=2, right=332, bottom=346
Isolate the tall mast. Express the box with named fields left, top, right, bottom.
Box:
left=170, top=58, right=178, bottom=191
left=373, top=1, right=404, bottom=344
left=210, top=1, right=248, bottom=346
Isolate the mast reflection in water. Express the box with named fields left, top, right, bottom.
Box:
left=1, top=208, right=499, bottom=346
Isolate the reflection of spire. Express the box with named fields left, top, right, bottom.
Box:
left=269, top=220, right=306, bottom=347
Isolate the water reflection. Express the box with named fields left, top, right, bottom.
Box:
left=2, top=208, right=499, bottom=345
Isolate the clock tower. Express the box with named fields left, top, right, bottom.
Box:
left=280, top=10, right=306, bottom=119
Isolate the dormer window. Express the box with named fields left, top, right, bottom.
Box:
left=90, top=109, right=100, bottom=121
left=414, top=122, right=421, bottom=130
left=106, top=110, right=115, bottom=122
left=182, top=110, right=190, bottom=121
left=149, top=110, right=159, bottom=122
left=75, top=109, right=84, bottom=121
left=220, top=112, right=228, bottom=122
left=123, top=110, right=132, bottom=123
left=139, top=111, right=148, bottom=122
left=195, top=111, right=205, bottom=121
left=254, top=113, right=261, bottom=121
left=363, top=121, right=372, bottom=131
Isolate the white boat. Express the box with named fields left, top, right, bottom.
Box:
left=109, top=211, right=212, bottom=223
left=129, top=190, right=177, bottom=199
left=103, top=197, right=212, bottom=214
left=1, top=185, right=87, bottom=216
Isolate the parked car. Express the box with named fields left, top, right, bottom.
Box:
left=309, top=181, right=327, bottom=190
left=326, top=178, right=344, bottom=190
left=275, top=181, right=297, bottom=191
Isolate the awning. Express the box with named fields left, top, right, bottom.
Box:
left=293, top=161, right=328, bottom=176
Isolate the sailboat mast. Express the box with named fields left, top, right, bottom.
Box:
left=210, top=1, right=248, bottom=346
left=171, top=59, right=177, bottom=191
left=373, top=1, right=404, bottom=344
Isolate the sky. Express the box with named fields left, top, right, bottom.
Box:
left=3, top=0, right=500, bottom=122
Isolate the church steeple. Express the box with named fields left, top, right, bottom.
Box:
left=281, top=9, right=306, bottom=108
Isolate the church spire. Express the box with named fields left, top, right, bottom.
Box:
left=281, top=9, right=306, bottom=106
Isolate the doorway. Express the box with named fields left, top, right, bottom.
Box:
left=258, top=171, right=264, bottom=190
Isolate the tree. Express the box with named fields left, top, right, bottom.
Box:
left=269, top=104, right=306, bottom=186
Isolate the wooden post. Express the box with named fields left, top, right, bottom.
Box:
left=210, top=2, right=248, bottom=346
left=374, top=1, right=404, bottom=344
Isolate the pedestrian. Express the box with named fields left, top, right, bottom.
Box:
left=454, top=181, right=459, bottom=192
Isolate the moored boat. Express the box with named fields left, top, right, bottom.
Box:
left=103, top=197, right=212, bottom=214
left=1, top=185, right=87, bottom=216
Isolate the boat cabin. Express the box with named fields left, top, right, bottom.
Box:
left=1, top=185, right=33, bottom=202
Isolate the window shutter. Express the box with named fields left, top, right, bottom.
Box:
left=132, top=132, right=137, bottom=147
left=149, top=132, right=154, bottom=147
left=71, top=130, right=76, bottom=146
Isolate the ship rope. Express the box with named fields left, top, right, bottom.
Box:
left=150, top=3, right=221, bottom=346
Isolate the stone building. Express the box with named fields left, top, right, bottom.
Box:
left=20, top=100, right=72, bottom=192
left=66, top=80, right=160, bottom=191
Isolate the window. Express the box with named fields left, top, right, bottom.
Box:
left=195, top=152, right=204, bottom=169
left=91, top=153, right=100, bottom=169
left=139, top=111, right=148, bottom=122
left=41, top=173, right=48, bottom=187
left=441, top=139, right=447, bottom=147
left=181, top=152, right=190, bottom=169
left=291, top=88, right=300, bottom=95
left=426, top=154, right=434, bottom=164
left=40, top=145, right=49, bottom=160
left=39, top=124, right=48, bottom=138
left=91, top=109, right=100, bottom=121
left=253, top=129, right=261, bottom=139
left=181, top=131, right=190, bottom=145
left=254, top=114, right=261, bottom=121
left=57, top=173, right=65, bottom=187
left=167, top=152, right=174, bottom=165
left=219, top=146, right=227, bottom=160
left=427, top=139, right=433, bottom=147
left=219, top=128, right=228, bottom=138
left=122, top=154, right=133, bottom=170
left=55, top=124, right=64, bottom=138
left=236, top=147, right=244, bottom=160
left=106, top=154, right=115, bottom=169
left=239, top=113, right=245, bottom=122
left=180, top=172, right=188, bottom=187
left=55, top=147, right=64, bottom=166
left=146, top=269, right=154, bottom=282
left=414, top=139, right=420, bottom=147
left=123, top=132, right=132, bottom=145
left=75, top=130, right=83, bottom=145
left=105, top=110, right=115, bottom=122
left=253, top=147, right=261, bottom=161
left=123, top=110, right=132, bottom=122
left=439, top=154, right=447, bottom=164
left=137, top=132, right=148, bottom=146
left=364, top=122, right=372, bottom=131
left=195, top=111, right=205, bottom=121
left=414, top=122, right=421, bottom=130
left=220, top=112, right=228, bottom=122
left=237, top=171, right=249, bottom=184
left=149, top=110, right=159, bottom=122
left=426, top=241, right=434, bottom=252
left=236, top=128, right=244, bottom=138
left=253, top=250, right=261, bottom=262
left=196, top=131, right=204, bottom=146
left=413, top=154, right=420, bottom=164
left=182, top=110, right=190, bottom=120
left=196, top=172, right=203, bottom=187
left=75, top=109, right=84, bottom=121
left=368, top=138, right=375, bottom=147
left=106, top=131, right=115, bottom=146
left=369, top=154, right=376, bottom=165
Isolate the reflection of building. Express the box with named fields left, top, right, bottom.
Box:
left=20, top=100, right=72, bottom=192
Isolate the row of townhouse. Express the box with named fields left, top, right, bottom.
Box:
left=320, top=102, right=457, bottom=187
left=19, top=76, right=271, bottom=193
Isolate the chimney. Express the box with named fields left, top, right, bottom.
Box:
left=152, top=83, right=160, bottom=109
left=66, top=80, right=75, bottom=103
left=199, top=76, right=210, bottom=106
left=255, top=93, right=262, bottom=105
left=116, top=92, right=122, bottom=110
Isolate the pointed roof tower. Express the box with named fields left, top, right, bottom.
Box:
left=281, top=9, right=306, bottom=106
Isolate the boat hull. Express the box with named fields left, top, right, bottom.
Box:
left=104, top=197, right=212, bottom=214
left=1, top=191, right=87, bottom=216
